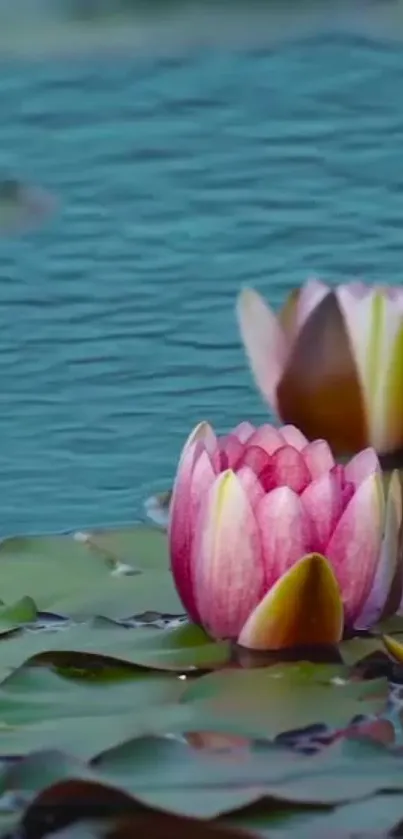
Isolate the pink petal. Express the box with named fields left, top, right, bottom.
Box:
left=301, top=474, right=343, bottom=554
left=193, top=471, right=264, bottom=639
left=231, top=421, right=256, bottom=443
left=237, top=288, right=287, bottom=412
left=325, top=473, right=384, bottom=626
left=236, top=466, right=266, bottom=510
left=247, top=424, right=285, bottom=455
left=344, top=448, right=381, bottom=489
left=256, top=487, right=313, bottom=589
left=301, top=440, right=335, bottom=480
left=190, top=450, right=217, bottom=525
left=169, top=422, right=217, bottom=621
left=237, top=445, right=272, bottom=478
left=330, top=465, right=355, bottom=510
left=260, top=445, right=311, bottom=494
left=356, top=470, right=402, bottom=629
left=295, top=277, right=330, bottom=333
left=214, top=434, right=245, bottom=471
left=341, top=280, right=368, bottom=299
left=280, top=425, right=309, bottom=451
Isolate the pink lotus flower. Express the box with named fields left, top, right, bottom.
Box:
left=169, top=421, right=402, bottom=650
left=237, top=279, right=403, bottom=458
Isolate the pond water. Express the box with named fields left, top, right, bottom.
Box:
left=1, top=10, right=403, bottom=535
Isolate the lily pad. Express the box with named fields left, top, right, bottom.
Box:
left=0, top=529, right=182, bottom=620
left=0, top=666, right=187, bottom=760
left=92, top=734, right=403, bottom=816
left=78, top=525, right=169, bottom=571
left=0, top=596, right=37, bottom=635
left=0, top=621, right=231, bottom=684
left=180, top=663, right=387, bottom=735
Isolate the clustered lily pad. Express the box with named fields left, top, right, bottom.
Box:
left=0, top=523, right=401, bottom=837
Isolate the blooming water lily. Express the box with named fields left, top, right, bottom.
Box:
left=169, top=421, right=402, bottom=650
left=237, top=280, right=403, bottom=457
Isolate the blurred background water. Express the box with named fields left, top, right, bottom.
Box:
left=0, top=1, right=403, bottom=534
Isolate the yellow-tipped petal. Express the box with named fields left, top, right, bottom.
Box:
left=337, top=287, right=403, bottom=454
left=383, top=634, right=403, bottom=663
left=278, top=288, right=301, bottom=338
left=238, top=553, right=344, bottom=651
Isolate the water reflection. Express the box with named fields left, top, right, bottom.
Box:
left=0, top=179, right=57, bottom=234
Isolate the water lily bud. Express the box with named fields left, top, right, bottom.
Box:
left=169, top=421, right=402, bottom=650
left=237, top=280, right=403, bottom=459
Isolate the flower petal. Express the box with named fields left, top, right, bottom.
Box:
left=325, top=473, right=384, bottom=626
left=214, top=434, right=245, bottom=471
left=190, top=450, right=217, bottom=519
left=256, top=487, right=312, bottom=589
left=355, top=470, right=402, bottom=629
left=295, top=277, right=331, bottom=332
left=277, top=291, right=367, bottom=455
left=238, top=445, right=271, bottom=477
left=238, top=553, right=343, bottom=650
left=301, top=474, right=343, bottom=554
left=301, top=439, right=335, bottom=480
left=280, top=424, right=309, bottom=451
left=260, top=445, right=311, bottom=494
left=383, top=634, right=403, bottom=662
left=278, top=279, right=330, bottom=343
left=193, top=470, right=264, bottom=639
left=344, top=447, right=381, bottom=489
left=237, top=288, right=287, bottom=411
left=232, top=421, right=256, bottom=443
left=336, top=286, right=403, bottom=454
left=247, top=424, right=285, bottom=455
left=169, top=422, right=217, bottom=621
left=278, top=287, right=301, bottom=339
left=236, top=466, right=266, bottom=510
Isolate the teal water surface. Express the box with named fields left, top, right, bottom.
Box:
left=0, top=32, right=402, bottom=534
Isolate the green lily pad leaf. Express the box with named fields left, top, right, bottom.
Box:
left=92, top=733, right=403, bottom=818
left=7, top=751, right=248, bottom=839
left=0, top=621, right=230, bottom=684
left=377, top=614, right=403, bottom=635
left=223, top=805, right=328, bottom=839
left=180, top=663, right=387, bottom=735
left=224, top=791, right=403, bottom=839
left=77, top=525, right=169, bottom=571
left=94, top=735, right=287, bottom=817
left=35, top=621, right=229, bottom=673
left=285, top=793, right=403, bottom=839
left=94, top=735, right=403, bottom=817
left=0, top=664, right=188, bottom=760
left=0, top=530, right=181, bottom=620
left=0, top=665, right=183, bottom=723
left=0, top=596, right=37, bottom=635
left=339, top=636, right=385, bottom=666
left=0, top=749, right=97, bottom=797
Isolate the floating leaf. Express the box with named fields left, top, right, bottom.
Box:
left=10, top=750, right=247, bottom=839
left=93, top=734, right=403, bottom=816
left=0, top=620, right=230, bottom=686
left=0, top=596, right=37, bottom=635
left=0, top=529, right=181, bottom=620
left=180, top=663, right=387, bottom=735
left=78, top=525, right=169, bottom=571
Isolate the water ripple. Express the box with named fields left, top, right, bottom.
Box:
left=0, top=35, right=401, bottom=532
